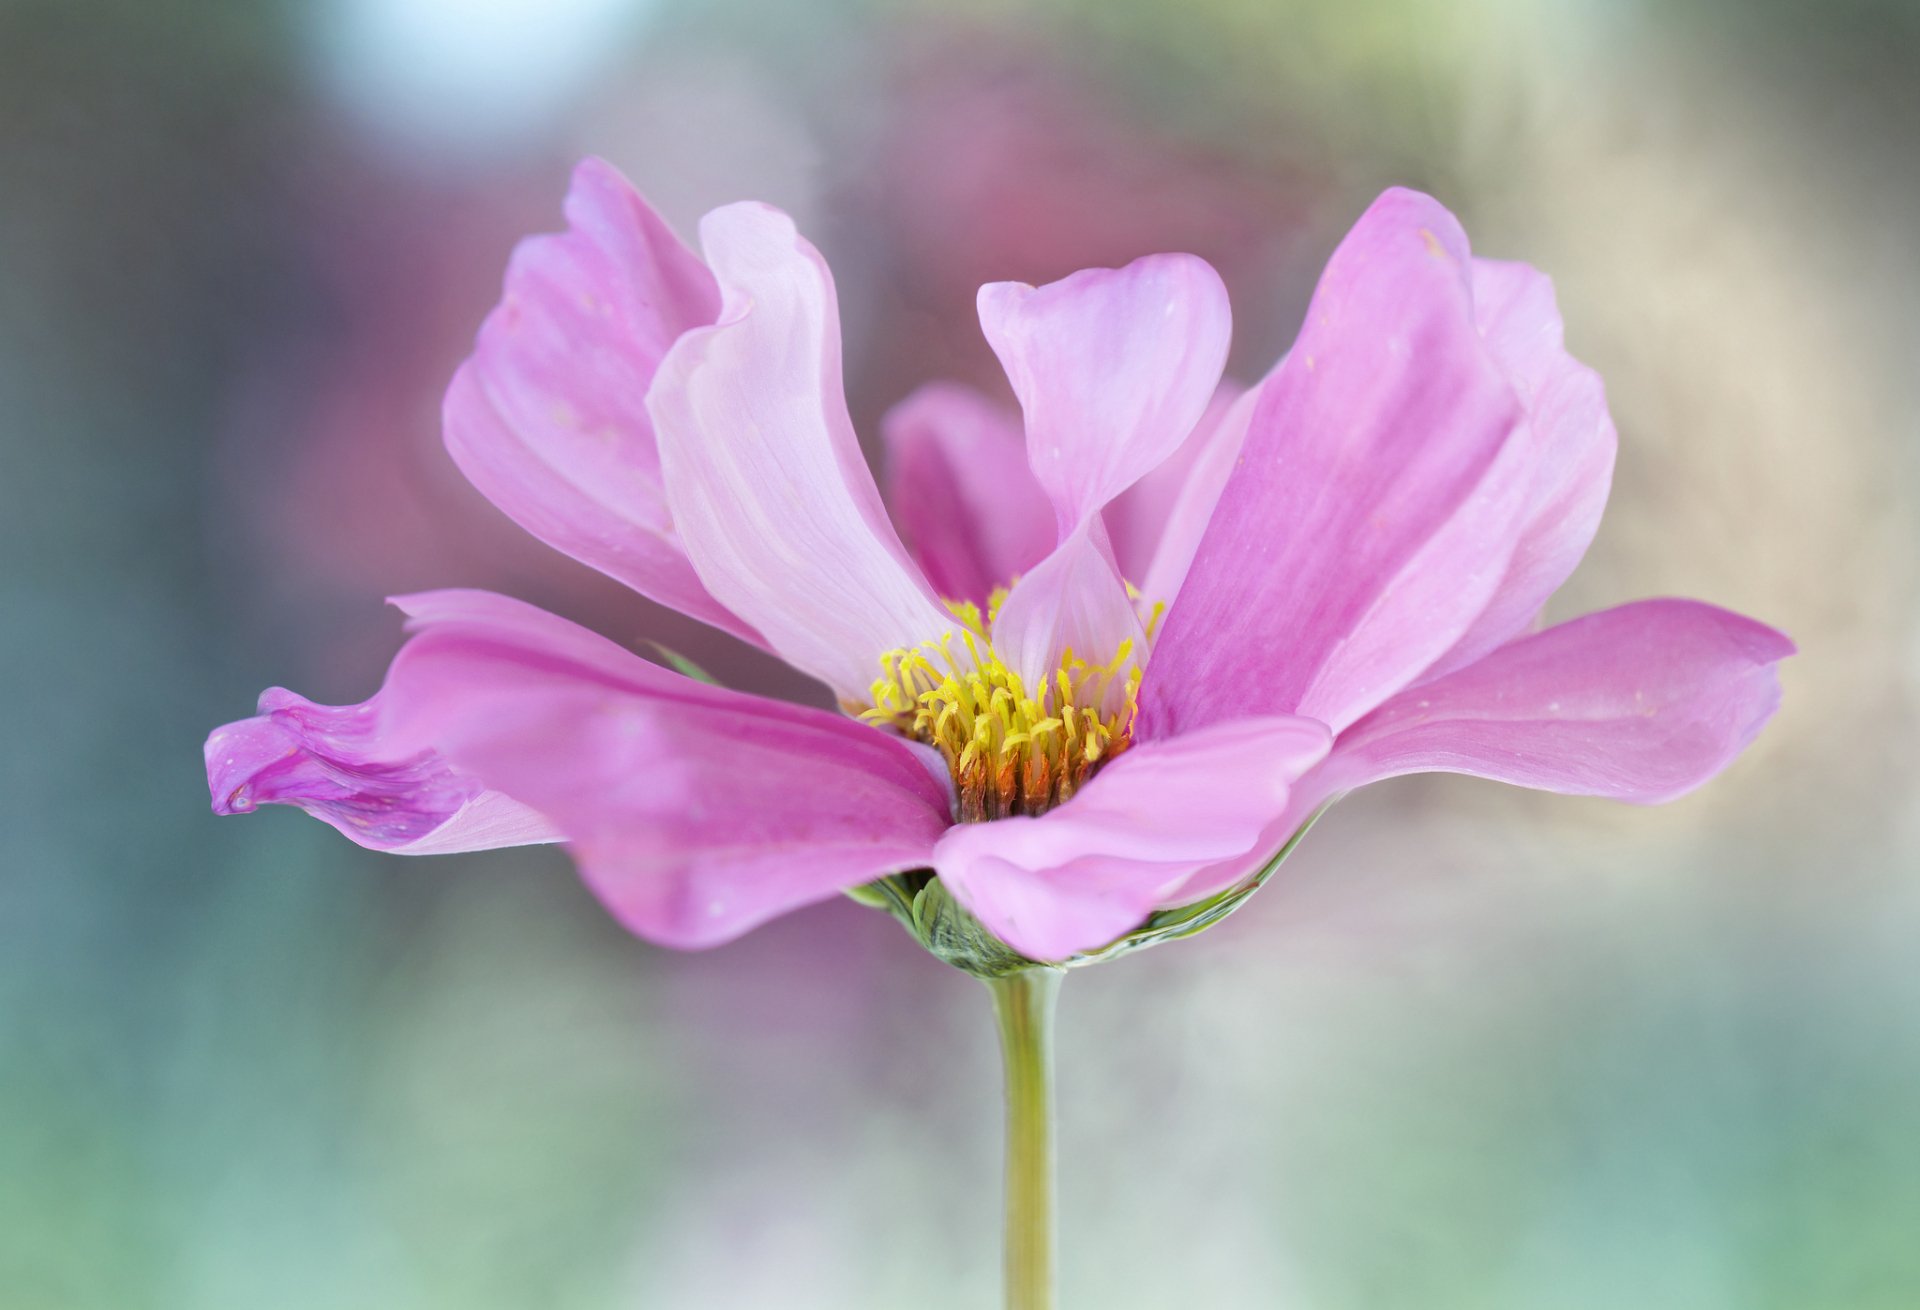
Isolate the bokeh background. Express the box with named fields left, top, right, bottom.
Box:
left=4, top=0, right=1917, bottom=1306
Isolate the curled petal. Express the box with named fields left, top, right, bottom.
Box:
left=932, top=716, right=1330, bottom=961
left=1142, top=189, right=1529, bottom=738
left=1421, top=259, right=1619, bottom=677
left=649, top=202, right=955, bottom=700
left=445, top=158, right=761, bottom=644
left=1308, top=599, right=1794, bottom=807
left=881, top=382, right=1052, bottom=607
left=380, top=591, right=954, bottom=949
left=979, top=253, right=1231, bottom=533
left=204, top=688, right=562, bottom=856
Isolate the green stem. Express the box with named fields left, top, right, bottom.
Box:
left=986, top=968, right=1063, bottom=1310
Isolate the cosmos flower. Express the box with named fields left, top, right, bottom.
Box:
left=205, top=159, right=1790, bottom=965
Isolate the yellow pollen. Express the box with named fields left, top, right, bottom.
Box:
left=857, top=598, right=1142, bottom=822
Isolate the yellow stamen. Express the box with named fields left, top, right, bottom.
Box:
left=860, top=595, right=1148, bottom=822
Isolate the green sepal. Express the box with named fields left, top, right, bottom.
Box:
left=845, top=872, right=1045, bottom=977
left=908, top=878, right=1045, bottom=978
left=842, top=872, right=920, bottom=926
left=840, top=880, right=900, bottom=912
left=645, top=642, right=720, bottom=685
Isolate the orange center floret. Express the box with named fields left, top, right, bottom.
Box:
left=860, top=596, right=1146, bottom=823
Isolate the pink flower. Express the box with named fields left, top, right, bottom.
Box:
left=205, top=159, right=1791, bottom=965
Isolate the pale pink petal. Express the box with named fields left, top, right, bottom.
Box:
left=1131, top=381, right=1261, bottom=609
left=1103, top=382, right=1249, bottom=589
left=978, top=253, right=1232, bottom=533
left=986, top=521, right=1143, bottom=698
left=1141, top=188, right=1528, bottom=739
left=379, top=590, right=954, bottom=949
left=204, top=688, right=562, bottom=856
left=444, top=158, right=761, bottom=644
left=649, top=202, right=955, bottom=700
left=881, top=382, right=1052, bottom=606
left=1305, top=599, right=1794, bottom=807
left=1421, top=259, right=1619, bottom=677
left=932, top=716, right=1330, bottom=960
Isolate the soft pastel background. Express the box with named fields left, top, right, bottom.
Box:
left=4, top=0, right=1916, bottom=1306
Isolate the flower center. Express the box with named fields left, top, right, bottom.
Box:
left=859, top=594, right=1148, bottom=823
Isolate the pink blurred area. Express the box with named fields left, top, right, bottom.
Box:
left=849, top=26, right=1329, bottom=401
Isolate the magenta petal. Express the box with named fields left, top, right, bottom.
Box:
left=1421, top=259, right=1619, bottom=677
left=978, top=253, right=1231, bottom=532
left=1310, top=599, right=1794, bottom=806
left=1141, top=189, right=1529, bottom=739
left=932, top=716, right=1330, bottom=961
left=443, top=158, right=761, bottom=645
left=648, top=202, right=955, bottom=700
left=380, top=590, right=954, bottom=949
left=881, top=382, right=1053, bottom=607
left=204, top=688, right=562, bottom=855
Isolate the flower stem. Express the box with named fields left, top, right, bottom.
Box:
left=986, top=968, right=1063, bottom=1310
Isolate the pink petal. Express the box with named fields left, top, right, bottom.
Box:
left=1420, top=259, right=1619, bottom=677
left=931, top=716, right=1330, bottom=960
left=1102, top=382, right=1246, bottom=585
left=881, top=382, right=1053, bottom=606
left=648, top=202, right=956, bottom=700
left=978, top=253, right=1232, bottom=533
left=444, top=158, right=761, bottom=645
left=987, top=521, right=1144, bottom=696
left=1130, top=382, right=1261, bottom=609
left=379, top=590, right=954, bottom=949
left=1306, top=599, right=1794, bottom=806
left=1141, top=189, right=1528, bottom=738
left=204, top=689, right=562, bottom=856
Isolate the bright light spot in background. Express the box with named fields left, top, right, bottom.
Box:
left=312, top=0, right=659, bottom=165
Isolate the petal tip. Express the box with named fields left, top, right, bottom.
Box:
left=202, top=712, right=294, bottom=816
left=698, top=199, right=799, bottom=251
left=1360, top=186, right=1473, bottom=265
left=568, top=153, right=626, bottom=190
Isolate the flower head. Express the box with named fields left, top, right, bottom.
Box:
left=206, top=159, right=1791, bottom=967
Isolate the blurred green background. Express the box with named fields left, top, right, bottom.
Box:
left=3, top=0, right=1917, bottom=1306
